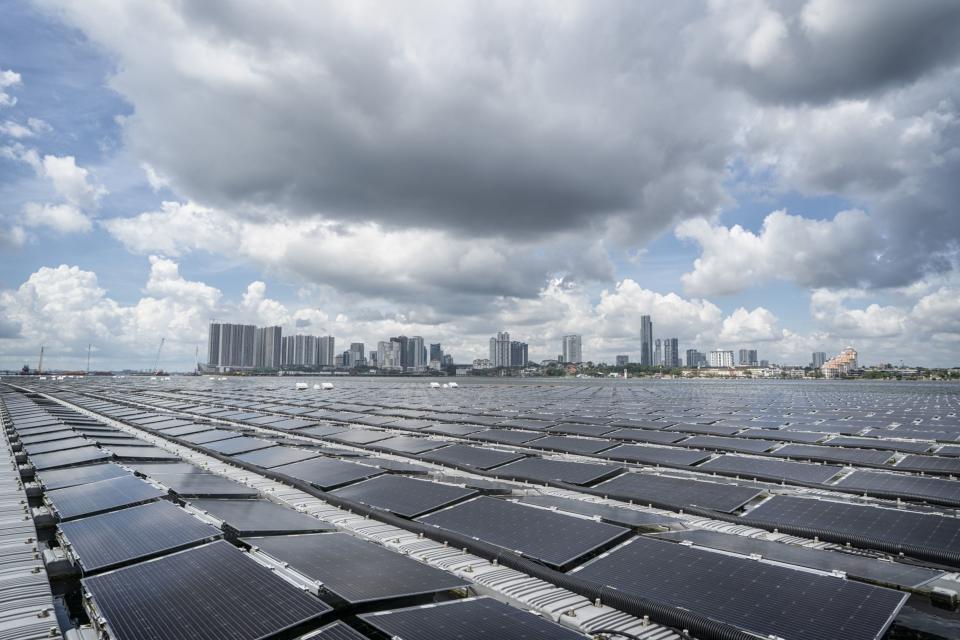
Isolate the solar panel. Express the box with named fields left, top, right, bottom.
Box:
left=29, top=446, right=111, bottom=470
left=417, top=496, right=630, bottom=570
left=326, top=430, right=393, bottom=445
left=82, top=541, right=330, bottom=640
left=829, top=436, right=932, bottom=453
left=46, top=475, right=166, bottom=520
left=244, top=533, right=468, bottom=605
left=740, top=428, right=825, bottom=443
left=156, top=423, right=211, bottom=437
left=468, top=430, right=545, bottom=445
left=202, top=436, right=276, bottom=455
left=297, top=425, right=348, bottom=438
left=107, top=445, right=181, bottom=461
left=179, top=429, right=242, bottom=444
left=188, top=499, right=335, bottom=536
left=58, top=500, right=221, bottom=573
left=667, top=422, right=743, bottom=436
left=698, top=455, right=843, bottom=484
left=679, top=435, right=779, bottom=453
left=547, top=422, right=617, bottom=437
left=421, top=423, right=486, bottom=437
left=22, top=436, right=90, bottom=455
left=607, top=441, right=715, bottom=467
left=775, top=443, right=894, bottom=465
left=331, top=474, right=475, bottom=518
left=652, top=529, right=939, bottom=589
left=126, top=462, right=211, bottom=477
left=359, top=597, right=587, bottom=640
left=418, top=444, right=525, bottom=470
left=746, top=496, right=960, bottom=554
left=37, top=463, right=131, bottom=490
left=231, top=445, right=320, bottom=468
left=526, top=435, right=615, bottom=455
left=596, top=472, right=762, bottom=513
left=572, top=536, right=906, bottom=640
left=272, top=457, right=385, bottom=490
left=895, top=453, right=960, bottom=474
left=372, top=435, right=449, bottom=455
left=492, top=457, right=623, bottom=486
left=305, top=622, right=369, bottom=640
left=151, top=473, right=260, bottom=498
left=604, top=429, right=686, bottom=444
left=517, top=495, right=679, bottom=528
left=835, top=470, right=960, bottom=505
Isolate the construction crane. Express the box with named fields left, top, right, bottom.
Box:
left=37, top=345, right=44, bottom=375
left=152, top=337, right=166, bottom=374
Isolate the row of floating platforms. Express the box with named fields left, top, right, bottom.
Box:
left=1, top=377, right=959, bottom=639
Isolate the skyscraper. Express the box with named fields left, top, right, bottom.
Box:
left=561, top=335, right=582, bottom=363
left=654, top=339, right=662, bottom=366
left=490, top=332, right=511, bottom=367
left=811, top=352, right=827, bottom=368
left=709, top=350, right=735, bottom=367
left=640, top=315, right=653, bottom=366
left=510, top=341, right=528, bottom=367
left=738, top=349, right=758, bottom=366
left=663, top=338, right=680, bottom=368
left=686, top=349, right=706, bottom=367
left=390, top=336, right=409, bottom=369
left=615, top=355, right=629, bottom=366
left=430, top=343, right=443, bottom=363
left=207, top=322, right=256, bottom=369
left=349, top=342, right=365, bottom=367
left=317, top=336, right=335, bottom=367
left=378, top=341, right=402, bottom=370
left=408, top=336, right=426, bottom=370
left=254, top=326, right=282, bottom=369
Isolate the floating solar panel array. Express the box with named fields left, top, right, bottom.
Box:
left=8, top=377, right=960, bottom=640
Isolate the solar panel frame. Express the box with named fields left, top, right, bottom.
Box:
left=418, top=443, right=526, bottom=470
left=836, top=470, right=960, bottom=504
left=29, top=446, right=112, bottom=470
left=244, top=532, right=469, bottom=605
left=571, top=536, right=906, bottom=640
left=417, top=496, right=631, bottom=570
left=188, top=499, right=335, bottom=536
left=82, top=541, right=331, bottom=640
left=151, top=473, right=261, bottom=498
left=306, top=622, right=369, bottom=640
left=202, top=436, right=277, bottom=455
left=179, top=429, right=242, bottom=444
left=230, top=445, right=321, bottom=468
left=272, top=457, right=386, bottom=490
left=492, top=457, right=623, bottom=486
left=37, top=463, right=131, bottom=491
left=698, top=455, right=843, bottom=484
left=602, top=444, right=711, bottom=466
left=359, top=596, right=588, bottom=640
left=596, top=472, right=762, bottom=513
left=58, top=500, right=222, bottom=573
left=330, top=474, right=477, bottom=518
left=46, top=474, right=167, bottom=520
left=517, top=495, right=679, bottom=528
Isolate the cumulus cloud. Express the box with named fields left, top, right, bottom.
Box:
left=719, top=307, right=780, bottom=343
left=39, top=154, right=107, bottom=210
left=0, top=69, right=20, bottom=107
left=22, top=202, right=92, bottom=234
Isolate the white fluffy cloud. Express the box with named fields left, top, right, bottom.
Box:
left=22, top=202, right=92, bottom=234
left=0, top=69, right=20, bottom=107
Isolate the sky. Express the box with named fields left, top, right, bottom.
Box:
left=1, top=0, right=959, bottom=371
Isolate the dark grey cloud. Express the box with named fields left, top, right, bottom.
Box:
left=690, top=0, right=960, bottom=104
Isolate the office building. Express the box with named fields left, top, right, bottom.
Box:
left=811, top=352, right=827, bottom=368
left=663, top=338, right=680, bottom=368
left=430, top=343, right=443, bottom=364
left=207, top=322, right=256, bottom=370
left=616, top=355, right=629, bottom=366
left=685, top=349, right=707, bottom=367
left=510, top=341, right=528, bottom=367
left=348, top=342, right=365, bottom=367
left=390, top=336, right=409, bottom=369
left=378, top=341, right=402, bottom=370
left=317, top=336, right=335, bottom=367
left=490, top=332, right=512, bottom=367
left=738, top=349, right=758, bottom=366
left=253, top=326, right=282, bottom=369
left=640, top=316, right=653, bottom=366
left=709, top=350, right=735, bottom=368
left=408, top=336, right=426, bottom=371
left=561, top=334, right=582, bottom=364
left=654, top=339, right=662, bottom=366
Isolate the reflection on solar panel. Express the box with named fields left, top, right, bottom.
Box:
left=245, top=533, right=468, bottom=604
left=418, top=496, right=630, bottom=570
left=492, top=457, right=622, bottom=486
left=58, top=500, right=221, bottom=573
left=652, top=529, right=939, bottom=588
left=699, top=455, right=842, bottom=484
left=603, top=444, right=710, bottom=466
left=272, top=457, right=384, bottom=490
left=231, top=445, right=320, bottom=468
left=746, top=496, right=960, bottom=554
left=331, top=474, right=476, bottom=518
left=360, top=597, right=587, bottom=640
left=596, top=472, right=762, bottom=513
left=29, top=446, right=111, bottom=470
left=418, top=444, right=525, bottom=470
left=37, top=463, right=130, bottom=490
left=202, top=436, right=276, bottom=455
left=517, top=495, right=679, bottom=528
left=82, top=541, right=330, bottom=640
left=151, top=473, right=260, bottom=498
left=305, top=622, right=369, bottom=640
left=572, top=537, right=906, bottom=640
left=836, top=470, right=960, bottom=505
left=46, top=475, right=166, bottom=520
left=188, top=499, right=334, bottom=536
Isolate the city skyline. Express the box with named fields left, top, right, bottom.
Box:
left=2, top=2, right=960, bottom=371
